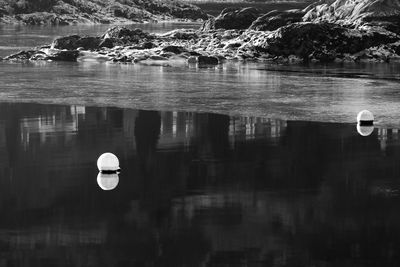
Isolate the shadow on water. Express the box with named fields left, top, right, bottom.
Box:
left=0, top=102, right=400, bottom=266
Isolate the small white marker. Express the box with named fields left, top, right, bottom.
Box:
left=97, top=152, right=120, bottom=173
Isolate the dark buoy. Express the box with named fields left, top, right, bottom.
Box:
left=97, top=172, right=119, bottom=191
left=357, top=110, right=374, bottom=126
left=97, top=152, right=120, bottom=173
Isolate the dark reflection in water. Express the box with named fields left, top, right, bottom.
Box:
left=0, top=102, right=399, bottom=266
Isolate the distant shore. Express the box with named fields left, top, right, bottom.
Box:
left=0, top=0, right=208, bottom=26
left=3, top=0, right=400, bottom=64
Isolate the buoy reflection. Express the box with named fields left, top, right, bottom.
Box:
left=97, top=172, right=119, bottom=191
left=357, top=124, right=374, bottom=137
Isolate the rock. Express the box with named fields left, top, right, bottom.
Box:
left=162, top=45, right=187, bottom=54
left=160, top=29, right=198, bottom=40
left=197, top=55, right=219, bottom=65
left=112, top=55, right=131, bottom=63
left=4, top=50, right=37, bottom=60
left=199, top=17, right=215, bottom=31
left=51, top=35, right=102, bottom=50
left=102, top=26, right=148, bottom=39
left=75, top=37, right=102, bottom=50
left=29, top=51, right=50, bottom=60
left=47, top=49, right=80, bottom=61
left=142, top=42, right=156, bottom=49
left=250, top=22, right=399, bottom=62
left=149, top=55, right=168, bottom=60
left=249, top=9, right=305, bottom=31
left=102, top=26, right=152, bottom=43
left=99, top=38, right=117, bottom=49
left=187, top=56, right=198, bottom=63
left=51, top=35, right=80, bottom=49
left=303, top=0, right=400, bottom=34
left=202, top=7, right=260, bottom=30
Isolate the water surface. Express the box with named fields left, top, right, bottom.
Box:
left=0, top=102, right=399, bottom=266
left=1, top=60, right=400, bottom=127
left=1, top=23, right=400, bottom=127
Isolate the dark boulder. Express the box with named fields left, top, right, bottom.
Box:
left=201, top=7, right=260, bottom=30
left=47, top=50, right=80, bottom=61
left=101, top=26, right=152, bottom=43
left=197, top=55, right=219, bottom=65
left=162, top=45, right=187, bottom=54
left=51, top=35, right=102, bottom=50
left=260, top=22, right=399, bottom=62
left=99, top=38, right=117, bottom=49
left=51, top=35, right=80, bottom=49
left=75, top=36, right=102, bottom=50
left=142, top=42, right=156, bottom=49
left=249, top=9, right=305, bottom=31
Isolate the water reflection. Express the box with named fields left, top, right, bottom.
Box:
left=97, top=172, right=119, bottom=191
left=1, top=102, right=400, bottom=266
left=357, top=124, right=374, bottom=137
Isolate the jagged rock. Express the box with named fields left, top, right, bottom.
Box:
left=249, top=9, right=305, bottom=31
left=303, top=0, right=400, bottom=34
left=99, top=38, right=117, bottom=49
left=250, top=22, right=399, bottom=62
left=47, top=49, right=80, bottom=61
left=142, top=42, right=156, bottom=49
left=202, top=7, right=260, bottom=30
left=51, top=35, right=102, bottom=50
left=160, top=29, right=198, bottom=40
left=197, top=55, right=219, bottom=65
left=149, top=55, right=168, bottom=60
left=4, top=50, right=37, bottom=60
left=5, top=21, right=400, bottom=64
left=29, top=51, right=50, bottom=60
left=102, top=26, right=152, bottom=43
left=162, top=45, right=187, bottom=54
left=199, top=17, right=215, bottom=31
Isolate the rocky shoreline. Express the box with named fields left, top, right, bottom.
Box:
left=0, top=0, right=208, bottom=25
left=3, top=0, right=400, bottom=64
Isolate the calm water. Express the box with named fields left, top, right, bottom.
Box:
left=0, top=102, right=399, bottom=266
left=1, top=24, right=400, bottom=127
left=1, top=22, right=400, bottom=266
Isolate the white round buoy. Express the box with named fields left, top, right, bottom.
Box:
left=357, top=110, right=374, bottom=125
left=357, top=124, right=374, bottom=137
left=97, top=172, right=119, bottom=191
left=97, top=152, right=120, bottom=172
